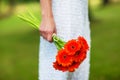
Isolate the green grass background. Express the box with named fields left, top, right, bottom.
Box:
left=0, top=2, right=120, bottom=80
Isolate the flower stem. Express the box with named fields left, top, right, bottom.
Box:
left=52, top=33, right=66, bottom=50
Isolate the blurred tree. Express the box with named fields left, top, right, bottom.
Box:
left=103, top=0, right=110, bottom=6
left=0, top=0, right=2, bottom=15
left=0, top=0, right=39, bottom=19
left=89, top=7, right=93, bottom=21
left=3, top=0, right=39, bottom=3
left=15, top=0, right=39, bottom=3
left=0, top=0, right=15, bottom=19
left=88, top=0, right=94, bottom=22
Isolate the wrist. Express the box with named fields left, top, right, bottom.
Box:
left=42, top=15, right=54, bottom=22
left=42, top=12, right=53, bottom=19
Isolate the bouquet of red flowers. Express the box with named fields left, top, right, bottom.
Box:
left=18, top=10, right=89, bottom=72
left=52, top=34, right=89, bottom=72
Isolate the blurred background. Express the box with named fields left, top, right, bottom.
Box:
left=0, top=0, right=120, bottom=80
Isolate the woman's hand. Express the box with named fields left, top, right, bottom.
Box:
left=40, top=16, right=57, bottom=42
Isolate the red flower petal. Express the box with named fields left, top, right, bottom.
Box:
left=78, top=36, right=89, bottom=51
left=73, top=50, right=87, bottom=62
left=53, top=61, right=68, bottom=72
left=56, top=49, right=73, bottom=67
left=64, top=39, right=81, bottom=55
left=68, top=62, right=80, bottom=72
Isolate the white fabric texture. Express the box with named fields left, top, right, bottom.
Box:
left=39, top=0, right=91, bottom=80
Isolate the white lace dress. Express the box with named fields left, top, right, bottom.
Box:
left=39, top=0, right=91, bottom=80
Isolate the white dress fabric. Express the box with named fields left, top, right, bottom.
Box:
left=39, top=0, right=91, bottom=80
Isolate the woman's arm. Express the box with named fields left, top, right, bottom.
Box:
left=41, top=0, right=53, bottom=18
left=40, top=0, right=56, bottom=42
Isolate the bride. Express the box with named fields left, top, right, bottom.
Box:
left=39, top=0, right=91, bottom=80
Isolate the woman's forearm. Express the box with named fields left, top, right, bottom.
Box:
left=40, top=0, right=53, bottom=18
left=40, top=0, right=56, bottom=42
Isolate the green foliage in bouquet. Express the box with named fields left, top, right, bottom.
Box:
left=18, top=10, right=40, bottom=29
